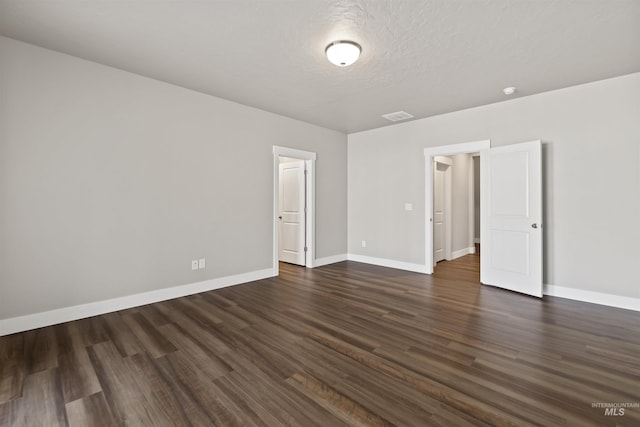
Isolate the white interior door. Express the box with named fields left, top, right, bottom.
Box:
left=480, top=140, right=542, bottom=297
left=433, top=157, right=451, bottom=265
left=433, top=162, right=445, bottom=264
left=279, top=160, right=306, bottom=265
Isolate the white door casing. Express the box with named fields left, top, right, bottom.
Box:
left=279, top=160, right=306, bottom=266
left=424, top=141, right=491, bottom=274
left=480, top=140, right=543, bottom=297
left=272, top=145, right=316, bottom=276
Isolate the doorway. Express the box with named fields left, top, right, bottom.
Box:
left=272, top=146, right=316, bottom=276
left=431, top=153, right=479, bottom=270
left=433, top=156, right=452, bottom=264
left=278, top=157, right=306, bottom=266
left=424, top=140, right=490, bottom=275
left=425, top=140, right=543, bottom=298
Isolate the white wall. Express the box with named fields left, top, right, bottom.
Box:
left=450, top=153, right=473, bottom=254
left=349, top=73, right=640, bottom=300
left=0, top=36, right=347, bottom=321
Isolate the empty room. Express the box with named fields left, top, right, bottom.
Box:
left=1, top=1, right=639, bottom=426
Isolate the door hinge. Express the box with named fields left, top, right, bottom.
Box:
left=304, top=246, right=308, bottom=252
left=304, top=169, right=308, bottom=175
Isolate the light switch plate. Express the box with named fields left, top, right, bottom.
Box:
left=198, top=258, right=206, bottom=269
left=191, top=260, right=199, bottom=270
left=405, top=203, right=413, bottom=211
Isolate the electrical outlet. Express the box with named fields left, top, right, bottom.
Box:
left=198, top=258, right=206, bottom=269
left=191, top=260, right=199, bottom=270
left=361, top=240, right=367, bottom=248
left=405, top=203, right=413, bottom=211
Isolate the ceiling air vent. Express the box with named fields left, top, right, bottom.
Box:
left=382, top=111, right=414, bottom=122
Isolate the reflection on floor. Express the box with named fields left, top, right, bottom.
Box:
left=433, top=247, right=480, bottom=284
left=2, top=253, right=639, bottom=426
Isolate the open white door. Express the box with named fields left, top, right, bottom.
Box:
left=481, top=140, right=542, bottom=297
left=279, top=160, right=306, bottom=266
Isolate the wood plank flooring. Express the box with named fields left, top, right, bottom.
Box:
left=1, top=256, right=639, bottom=426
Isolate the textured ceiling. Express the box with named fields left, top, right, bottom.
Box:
left=1, top=0, right=639, bottom=133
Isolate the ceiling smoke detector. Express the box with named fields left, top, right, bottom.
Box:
left=382, top=111, right=414, bottom=122
left=325, top=40, right=361, bottom=67
left=503, top=86, right=517, bottom=95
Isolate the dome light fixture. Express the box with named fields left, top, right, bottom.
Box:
left=325, top=40, right=361, bottom=67
left=503, top=86, right=517, bottom=95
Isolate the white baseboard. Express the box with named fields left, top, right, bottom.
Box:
left=336, top=255, right=638, bottom=312
left=544, top=284, right=640, bottom=312
left=450, top=246, right=476, bottom=260
left=5, top=266, right=635, bottom=336
left=0, top=268, right=275, bottom=336
left=347, top=254, right=428, bottom=274
left=313, top=254, right=348, bottom=267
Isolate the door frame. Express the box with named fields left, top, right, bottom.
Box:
left=433, top=156, right=453, bottom=264
left=273, top=146, right=316, bottom=275
left=471, top=153, right=481, bottom=246
left=424, top=140, right=490, bottom=274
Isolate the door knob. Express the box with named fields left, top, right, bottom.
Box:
left=278, top=216, right=282, bottom=220
left=531, top=223, right=539, bottom=229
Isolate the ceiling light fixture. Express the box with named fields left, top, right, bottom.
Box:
left=325, top=40, right=361, bottom=67
left=503, top=86, right=517, bottom=95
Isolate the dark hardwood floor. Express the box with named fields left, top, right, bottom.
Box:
left=1, top=256, right=639, bottom=426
